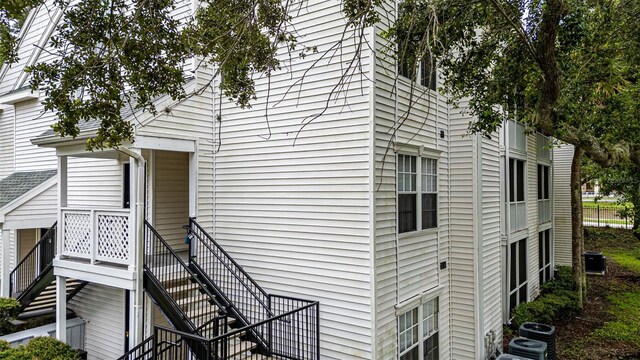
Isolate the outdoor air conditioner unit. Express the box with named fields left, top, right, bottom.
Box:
left=584, top=251, right=606, bottom=275
left=508, top=337, right=547, bottom=360
left=496, top=354, right=527, bottom=360
left=519, top=322, right=556, bottom=360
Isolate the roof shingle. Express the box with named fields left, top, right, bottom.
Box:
left=0, top=170, right=57, bottom=209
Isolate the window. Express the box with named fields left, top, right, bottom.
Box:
left=398, top=154, right=438, bottom=233
left=399, top=56, right=437, bottom=91
left=396, top=2, right=437, bottom=91
left=508, top=159, right=525, bottom=203
left=507, top=121, right=526, bottom=152
left=399, top=297, right=439, bottom=360
left=537, top=165, right=550, bottom=200
left=539, top=230, right=552, bottom=286
left=509, top=239, right=528, bottom=315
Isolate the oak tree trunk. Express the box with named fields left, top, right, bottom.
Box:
left=571, top=147, right=585, bottom=308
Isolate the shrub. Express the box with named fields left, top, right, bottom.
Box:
left=0, top=337, right=80, bottom=360
left=510, top=267, right=580, bottom=328
left=24, top=336, right=80, bottom=360
left=0, top=298, right=21, bottom=335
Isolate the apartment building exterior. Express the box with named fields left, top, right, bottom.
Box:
left=0, top=1, right=572, bottom=359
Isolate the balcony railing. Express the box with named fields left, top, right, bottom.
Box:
left=509, top=202, right=527, bottom=233
left=538, top=199, right=551, bottom=224
left=60, top=208, right=131, bottom=266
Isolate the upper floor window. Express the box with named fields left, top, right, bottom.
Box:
left=537, top=133, right=551, bottom=160
left=399, top=56, right=437, bottom=91
left=508, top=158, right=525, bottom=203
left=398, top=154, right=438, bottom=234
left=398, top=297, right=439, bottom=360
left=396, top=1, right=437, bottom=91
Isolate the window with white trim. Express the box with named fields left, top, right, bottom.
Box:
left=539, top=230, right=552, bottom=285
left=398, top=297, right=439, bottom=360
left=537, top=165, right=550, bottom=201
left=509, top=238, right=528, bottom=315
left=396, top=2, right=437, bottom=91
left=398, top=154, right=438, bottom=233
left=507, top=158, right=527, bottom=232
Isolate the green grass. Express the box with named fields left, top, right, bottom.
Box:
left=605, top=249, right=640, bottom=273
left=593, top=291, right=640, bottom=346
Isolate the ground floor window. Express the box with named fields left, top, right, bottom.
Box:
left=398, top=297, right=439, bottom=360
left=509, top=238, right=528, bottom=314
left=539, top=229, right=553, bottom=285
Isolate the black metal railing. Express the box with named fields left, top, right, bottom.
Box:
left=188, top=219, right=272, bottom=343
left=210, top=298, right=320, bottom=359
left=187, top=218, right=320, bottom=359
left=117, top=334, right=154, bottom=360
left=583, top=204, right=634, bottom=229
left=9, top=223, right=56, bottom=298
left=144, top=221, right=227, bottom=339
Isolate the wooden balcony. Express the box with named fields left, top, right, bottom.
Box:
left=55, top=208, right=136, bottom=289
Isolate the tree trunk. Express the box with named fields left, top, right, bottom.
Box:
left=570, top=147, right=585, bottom=308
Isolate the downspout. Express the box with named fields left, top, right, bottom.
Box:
left=367, top=21, right=377, bottom=360
left=118, top=146, right=145, bottom=348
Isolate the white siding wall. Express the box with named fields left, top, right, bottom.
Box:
left=526, top=133, right=540, bottom=298
left=211, top=2, right=372, bottom=358
left=4, top=183, right=57, bottom=227
left=553, top=145, right=574, bottom=266
left=448, top=101, right=477, bottom=359
left=13, top=99, right=57, bottom=172
left=67, top=158, right=123, bottom=209
left=153, top=150, right=189, bottom=251
left=0, top=107, right=14, bottom=178
left=69, top=284, right=125, bottom=360
left=480, top=134, right=503, bottom=353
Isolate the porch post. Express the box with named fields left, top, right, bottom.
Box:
left=188, top=151, right=197, bottom=218
left=128, top=155, right=137, bottom=272
left=55, top=275, right=67, bottom=342
left=57, top=156, right=67, bottom=258
left=132, top=150, right=145, bottom=347
left=0, top=228, right=11, bottom=297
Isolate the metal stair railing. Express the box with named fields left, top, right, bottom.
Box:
left=144, top=221, right=228, bottom=339
left=188, top=219, right=272, bottom=345
left=9, top=223, right=56, bottom=299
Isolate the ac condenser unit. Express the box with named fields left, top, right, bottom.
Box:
left=584, top=252, right=606, bottom=275
left=508, top=337, right=547, bottom=360
left=519, top=322, right=556, bottom=360
left=496, top=354, right=527, bottom=360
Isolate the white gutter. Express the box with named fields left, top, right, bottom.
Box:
left=117, top=146, right=145, bottom=348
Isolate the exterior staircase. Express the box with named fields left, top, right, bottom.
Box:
left=119, top=220, right=320, bottom=360
left=9, top=223, right=87, bottom=319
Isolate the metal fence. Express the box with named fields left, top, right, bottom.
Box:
left=583, top=204, right=634, bottom=229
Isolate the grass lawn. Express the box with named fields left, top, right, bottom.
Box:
left=557, top=228, right=640, bottom=359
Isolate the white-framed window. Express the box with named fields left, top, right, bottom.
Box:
left=509, top=238, right=528, bottom=315
left=399, top=56, right=437, bottom=91
left=507, top=120, right=527, bottom=152
left=398, top=154, right=438, bottom=234
left=398, top=297, right=439, bottom=360
left=538, top=230, right=552, bottom=286
left=537, top=165, right=550, bottom=201
left=537, top=133, right=551, bottom=160
left=507, top=158, right=526, bottom=232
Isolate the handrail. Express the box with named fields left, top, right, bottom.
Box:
left=190, top=226, right=274, bottom=316
left=9, top=223, right=56, bottom=298
left=144, top=221, right=227, bottom=312
left=190, top=219, right=270, bottom=299
left=116, top=334, right=154, bottom=360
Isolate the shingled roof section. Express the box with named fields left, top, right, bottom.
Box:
left=0, top=170, right=57, bottom=209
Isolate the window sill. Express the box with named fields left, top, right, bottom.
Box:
left=399, top=227, right=439, bottom=240
left=397, top=75, right=437, bottom=93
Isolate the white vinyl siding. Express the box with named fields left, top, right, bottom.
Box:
left=0, top=107, right=15, bottom=178
left=69, top=284, right=125, bottom=360
left=13, top=99, right=57, bottom=172
left=153, top=150, right=189, bottom=252
left=553, top=145, right=574, bottom=266
left=212, top=2, right=373, bottom=358
left=4, top=183, right=57, bottom=228
left=67, top=158, right=123, bottom=209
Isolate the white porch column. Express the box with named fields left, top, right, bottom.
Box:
left=0, top=228, right=11, bottom=297
left=132, top=150, right=145, bottom=347
left=55, top=275, right=67, bottom=342
left=57, top=156, right=68, bottom=258
left=188, top=151, right=197, bottom=218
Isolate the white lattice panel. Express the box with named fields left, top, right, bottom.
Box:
left=62, top=212, right=92, bottom=258
left=96, top=213, right=130, bottom=265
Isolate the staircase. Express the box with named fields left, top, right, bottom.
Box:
left=9, top=223, right=87, bottom=319
left=120, top=220, right=320, bottom=360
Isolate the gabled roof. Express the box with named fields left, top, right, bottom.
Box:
left=0, top=170, right=57, bottom=209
